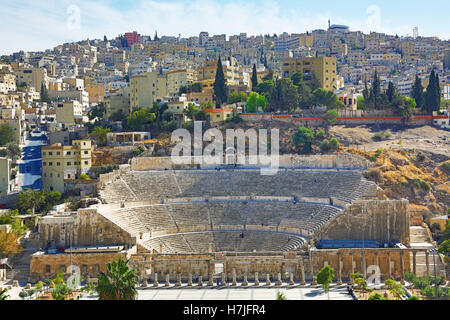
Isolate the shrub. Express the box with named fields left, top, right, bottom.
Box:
left=320, top=139, right=330, bottom=152
left=315, top=129, right=326, bottom=140
left=441, top=161, right=450, bottom=175
left=79, top=174, right=90, bottom=180
left=364, top=168, right=383, bottom=183
left=98, top=164, right=119, bottom=175
left=410, top=178, right=431, bottom=192
left=368, top=293, right=387, bottom=300
left=329, top=137, right=340, bottom=151
left=373, top=131, right=391, bottom=141
left=133, top=146, right=145, bottom=157
left=407, top=295, right=420, bottom=300
left=369, top=149, right=383, bottom=162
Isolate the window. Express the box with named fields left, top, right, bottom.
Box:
left=94, top=264, right=100, bottom=273
left=84, top=161, right=89, bottom=165
left=43, top=162, right=47, bottom=166
left=66, top=151, right=71, bottom=156
left=81, top=264, right=88, bottom=274
left=67, top=162, right=71, bottom=166
left=45, top=265, right=51, bottom=274
left=57, top=162, right=60, bottom=166
left=57, top=152, right=60, bottom=155
left=49, top=152, right=53, bottom=156
left=60, top=265, right=66, bottom=273
left=49, top=162, right=53, bottom=166
left=84, top=151, right=89, bottom=155
left=43, top=152, right=46, bottom=156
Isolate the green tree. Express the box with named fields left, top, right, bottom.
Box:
left=290, top=72, right=303, bottom=87
left=424, top=70, right=440, bottom=113
left=228, top=91, right=247, bottom=104
left=357, top=96, right=365, bottom=110
left=312, top=89, right=344, bottom=109
left=96, top=257, right=140, bottom=300
left=89, top=126, right=111, bottom=147
left=251, top=64, right=258, bottom=91
left=213, top=57, right=228, bottom=107
left=371, top=71, right=381, bottom=108
left=247, top=92, right=267, bottom=113
left=267, top=78, right=299, bottom=112
left=88, top=103, right=106, bottom=121
left=0, top=123, right=13, bottom=146
left=276, top=290, right=287, bottom=300
left=255, top=80, right=274, bottom=96
left=392, top=95, right=416, bottom=120
left=51, top=283, right=72, bottom=300
left=317, top=265, right=335, bottom=293
left=385, top=279, right=405, bottom=300
left=293, top=127, right=315, bottom=153
left=126, top=108, right=156, bottom=131
left=411, top=75, right=424, bottom=110
left=320, top=139, right=330, bottom=152
left=326, top=110, right=339, bottom=125
left=5, top=143, right=21, bottom=161
left=368, top=293, right=388, bottom=300
left=0, top=288, right=9, bottom=300
left=386, top=81, right=397, bottom=103
left=329, top=137, right=340, bottom=151
left=109, top=109, right=126, bottom=122
left=438, top=239, right=450, bottom=255
left=15, top=189, right=62, bottom=215
left=40, top=83, right=50, bottom=103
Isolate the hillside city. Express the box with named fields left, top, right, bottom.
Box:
left=0, top=19, right=449, bottom=302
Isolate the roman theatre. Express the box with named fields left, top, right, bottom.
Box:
left=30, top=154, right=425, bottom=286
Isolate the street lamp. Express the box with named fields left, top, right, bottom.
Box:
left=428, top=247, right=439, bottom=300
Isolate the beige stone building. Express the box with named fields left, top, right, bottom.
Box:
left=41, top=140, right=92, bottom=193
left=15, top=67, right=48, bottom=90
left=130, top=71, right=168, bottom=110
left=105, top=87, right=131, bottom=119
left=0, top=157, right=14, bottom=196
left=282, top=56, right=338, bottom=91
left=55, top=101, right=83, bottom=126
left=167, top=69, right=197, bottom=96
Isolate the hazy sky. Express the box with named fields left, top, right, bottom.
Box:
left=1, top=0, right=449, bottom=55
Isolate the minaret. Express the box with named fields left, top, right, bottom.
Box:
left=328, top=19, right=331, bottom=29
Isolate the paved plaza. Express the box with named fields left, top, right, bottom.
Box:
left=137, top=285, right=353, bottom=300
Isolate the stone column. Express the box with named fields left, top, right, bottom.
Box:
left=208, top=273, right=214, bottom=286
left=198, top=275, right=203, bottom=286
left=232, top=269, right=237, bottom=286
left=400, top=252, right=405, bottom=284
left=425, top=251, right=430, bottom=276
left=338, top=254, right=343, bottom=285
left=208, top=243, right=213, bottom=253
left=412, top=251, right=417, bottom=276
left=289, top=273, right=295, bottom=286
left=310, top=254, right=317, bottom=285
left=222, top=272, right=227, bottom=286
left=187, top=273, right=193, bottom=287
left=266, top=274, right=271, bottom=286
left=242, top=274, right=248, bottom=286
left=165, top=274, right=170, bottom=287
left=254, top=272, right=259, bottom=286
left=301, top=262, right=306, bottom=286
left=388, top=254, right=392, bottom=279
left=153, top=273, right=159, bottom=287
left=159, top=244, right=163, bottom=254
left=175, top=273, right=182, bottom=287
left=276, top=273, right=282, bottom=286
left=142, top=278, right=148, bottom=287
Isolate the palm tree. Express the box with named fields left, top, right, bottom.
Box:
left=96, top=257, right=140, bottom=300
left=0, top=288, right=9, bottom=300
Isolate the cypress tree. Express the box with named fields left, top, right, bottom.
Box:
left=425, top=70, right=437, bottom=113
left=213, top=57, right=227, bottom=107
left=435, top=73, right=441, bottom=109
left=371, top=71, right=380, bottom=108
left=411, top=75, right=424, bottom=110
left=251, top=64, right=258, bottom=91
left=386, top=81, right=396, bottom=103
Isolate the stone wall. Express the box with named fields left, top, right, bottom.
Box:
left=130, top=154, right=370, bottom=171
left=29, top=251, right=130, bottom=282
left=129, top=248, right=412, bottom=283
left=314, top=200, right=410, bottom=245
left=64, top=180, right=98, bottom=198
left=38, top=209, right=135, bottom=248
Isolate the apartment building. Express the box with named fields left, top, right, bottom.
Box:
left=105, top=87, right=131, bottom=119
left=282, top=56, right=338, bottom=90
left=41, top=140, right=92, bottom=193
left=130, top=71, right=167, bottom=109
left=0, top=74, right=17, bottom=93
left=15, top=67, right=48, bottom=90
left=55, top=101, right=83, bottom=126
left=0, top=157, right=14, bottom=196
left=167, top=69, right=197, bottom=96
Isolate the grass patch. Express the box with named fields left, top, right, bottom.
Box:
left=373, top=131, right=391, bottom=141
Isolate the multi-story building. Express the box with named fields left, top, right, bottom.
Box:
left=55, top=101, right=83, bottom=126
left=41, top=140, right=92, bottom=193
left=0, top=157, right=14, bottom=196
left=167, top=69, right=197, bottom=96
left=0, top=74, right=17, bottom=93
left=105, top=87, right=131, bottom=119
left=124, top=32, right=139, bottom=47
left=282, top=56, right=338, bottom=90
left=130, top=71, right=168, bottom=109
left=15, top=67, right=48, bottom=90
